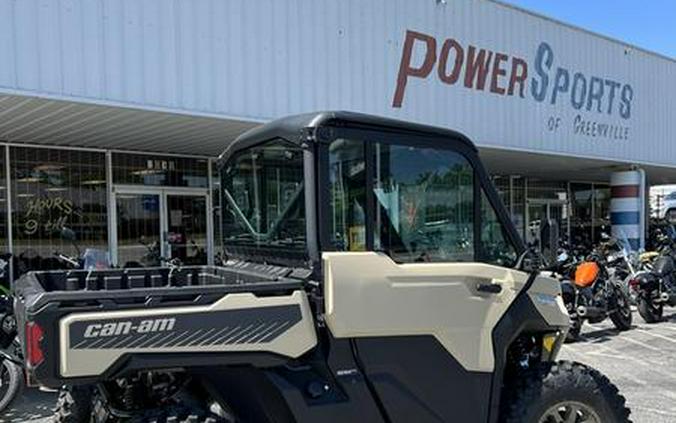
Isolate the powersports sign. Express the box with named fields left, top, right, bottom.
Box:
left=392, top=30, right=634, bottom=141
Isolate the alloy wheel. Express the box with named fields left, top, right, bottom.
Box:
left=539, top=401, right=601, bottom=423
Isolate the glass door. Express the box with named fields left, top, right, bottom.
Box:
left=166, top=194, right=208, bottom=265
left=526, top=202, right=548, bottom=247
left=526, top=199, right=569, bottom=248
left=113, top=188, right=210, bottom=267
left=115, top=193, right=162, bottom=267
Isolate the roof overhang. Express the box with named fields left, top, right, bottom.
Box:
left=480, top=147, right=676, bottom=185
left=0, top=93, right=259, bottom=156
left=2, top=93, right=676, bottom=186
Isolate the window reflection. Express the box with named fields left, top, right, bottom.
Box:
left=11, top=147, right=108, bottom=276
left=373, top=143, right=474, bottom=263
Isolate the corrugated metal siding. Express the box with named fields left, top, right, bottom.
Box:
left=0, top=0, right=672, bottom=166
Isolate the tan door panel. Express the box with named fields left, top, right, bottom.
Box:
left=323, top=252, right=530, bottom=372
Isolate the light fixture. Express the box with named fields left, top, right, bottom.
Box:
left=131, top=169, right=163, bottom=176
left=81, top=179, right=107, bottom=185
left=34, top=164, right=65, bottom=172
left=45, top=187, right=68, bottom=192
left=17, top=176, right=41, bottom=183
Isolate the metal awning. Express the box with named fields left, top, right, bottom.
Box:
left=480, top=147, right=676, bottom=186
left=2, top=93, right=676, bottom=186
left=0, top=93, right=260, bottom=156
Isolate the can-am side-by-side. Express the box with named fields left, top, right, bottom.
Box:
left=13, top=112, right=631, bottom=422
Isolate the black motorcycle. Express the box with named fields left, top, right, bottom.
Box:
left=560, top=245, right=633, bottom=341
left=632, top=252, right=676, bottom=323
left=0, top=253, right=23, bottom=413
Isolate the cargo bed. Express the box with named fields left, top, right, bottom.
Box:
left=14, top=263, right=318, bottom=388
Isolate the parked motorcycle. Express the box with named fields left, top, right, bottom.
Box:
left=631, top=250, right=676, bottom=323
left=0, top=227, right=113, bottom=414
left=0, top=253, right=23, bottom=413
left=560, top=243, right=633, bottom=342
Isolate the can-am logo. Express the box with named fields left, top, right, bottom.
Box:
left=392, top=30, right=634, bottom=120
left=83, top=318, right=176, bottom=338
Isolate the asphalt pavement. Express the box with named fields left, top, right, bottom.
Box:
left=3, top=307, right=676, bottom=423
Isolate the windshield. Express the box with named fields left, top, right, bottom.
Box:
left=221, top=139, right=307, bottom=259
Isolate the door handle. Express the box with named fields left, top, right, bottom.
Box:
left=476, top=283, right=502, bottom=294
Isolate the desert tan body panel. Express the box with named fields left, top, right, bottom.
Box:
left=324, top=252, right=564, bottom=372
left=59, top=291, right=317, bottom=378
left=528, top=273, right=570, bottom=329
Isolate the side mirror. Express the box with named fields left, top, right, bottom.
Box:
left=60, top=227, right=76, bottom=242
left=516, top=248, right=542, bottom=273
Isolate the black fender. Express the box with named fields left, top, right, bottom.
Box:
left=635, top=273, right=659, bottom=292
left=193, top=366, right=296, bottom=423
left=559, top=280, right=576, bottom=301
left=488, top=273, right=566, bottom=423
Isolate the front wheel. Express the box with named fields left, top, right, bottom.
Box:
left=501, top=361, right=631, bottom=423
left=609, top=284, right=633, bottom=331
left=0, top=358, right=23, bottom=412
left=638, top=296, right=663, bottom=323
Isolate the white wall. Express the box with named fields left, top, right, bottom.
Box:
left=0, top=0, right=673, bottom=167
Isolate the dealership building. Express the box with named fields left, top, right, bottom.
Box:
left=0, top=0, right=674, bottom=277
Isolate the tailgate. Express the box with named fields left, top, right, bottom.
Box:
left=14, top=265, right=317, bottom=387
left=60, top=290, right=316, bottom=378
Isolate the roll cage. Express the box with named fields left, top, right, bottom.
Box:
left=217, top=111, right=525, bottom=269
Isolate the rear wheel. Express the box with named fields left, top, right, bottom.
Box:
left=501, top=361, right=631, bottom=423
left=53, top=385, right=94, bottom=423
left=609, top=284, right=633, bottom=331
left=638, top=296, right=663, bottom=323
left=0, top=358, right=23, bottom=412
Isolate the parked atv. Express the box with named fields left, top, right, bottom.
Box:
left=14, top=112, right=630, bottom=422
left=561, top=243, right=633, bottom=341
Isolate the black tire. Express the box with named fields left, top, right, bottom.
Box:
left=667, top=208, right=676, bottom=223
left=638, top=296, right=663, bottom=323
left=128, top=405, right=228, bottom=423
left=609, top=284, right=633, bottom=331
left=501, top=361, right=631, bottom=423
left=0, top=358, right=23, bottom=412
left=53, top=385, right=94, bottom=423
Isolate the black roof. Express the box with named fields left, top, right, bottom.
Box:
left=218, top=111, right=477, bottom=162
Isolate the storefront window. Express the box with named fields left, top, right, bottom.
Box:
left=212, top=164, right=224, bottom=261
left=0, top=146, right=7, bottom=252
left=481, top=190, right=517, bottom=267
left=593, top=184, right=611, bottom=242
left=511, top=177, right=526, bottom=239
left=11, top=147, right=108, bottom=276
left=492, top=176, right=510, bottom=209
left=0, top=146, right=8, bottom=288
left=570, top=182, right=593, bottom=247
left=112, top=153, right=208, bottom=187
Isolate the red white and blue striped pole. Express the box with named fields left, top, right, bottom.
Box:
left=610, top=170, right=646, bottom=251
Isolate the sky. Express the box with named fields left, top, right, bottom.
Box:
left=501, top=0, right=676, bottom=58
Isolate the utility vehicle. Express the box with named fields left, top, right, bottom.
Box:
left=14, top=112, right=630, bottom=422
